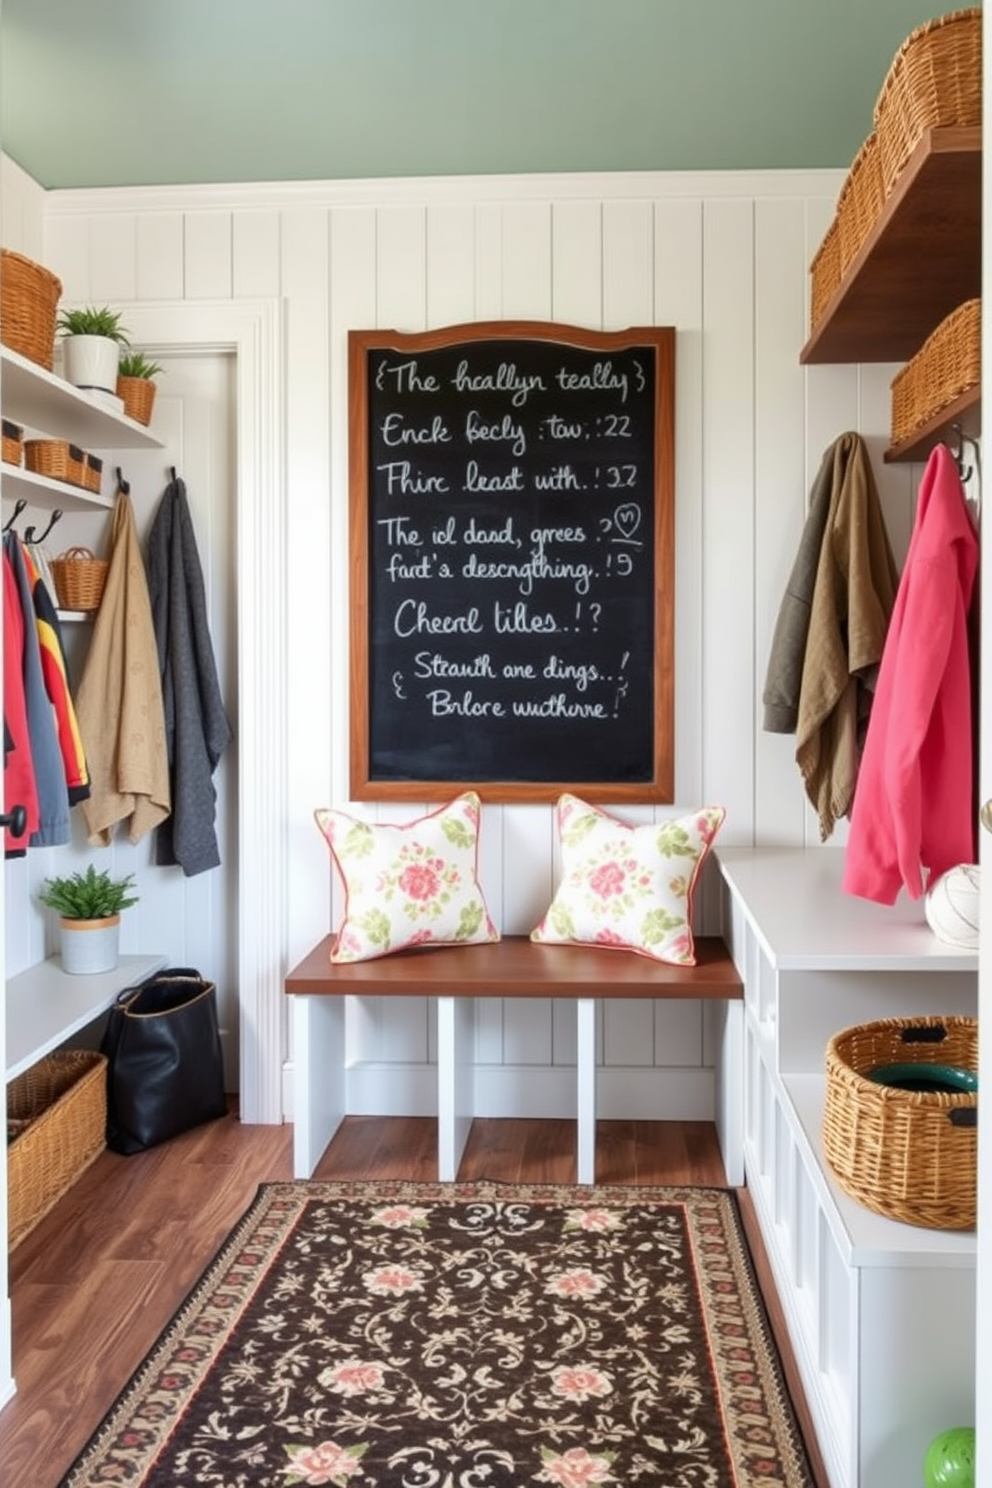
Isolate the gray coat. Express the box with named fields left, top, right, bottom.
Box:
left=147, top=477, right=233, bottom=876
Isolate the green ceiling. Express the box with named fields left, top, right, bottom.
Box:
left=1, top=0, right=975, bottom=190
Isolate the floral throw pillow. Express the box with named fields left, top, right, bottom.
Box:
left=314, top=790, right=500, bottom=963
left=531, top=795, right=726, bottom=966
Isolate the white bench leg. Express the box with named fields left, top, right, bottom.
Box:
left=576, top=997, right=597, bottom=1184
left=292, top=995, right=345, bottom=1178
left=436, top=996, right=475, bottom=1181
left=715, top=1000, right=744, bottom=1186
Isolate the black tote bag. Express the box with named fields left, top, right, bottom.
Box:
left=101, top=967, right=228, bottom=1154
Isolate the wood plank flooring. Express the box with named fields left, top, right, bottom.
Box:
left=0, top=1110, right=829, bottom=1487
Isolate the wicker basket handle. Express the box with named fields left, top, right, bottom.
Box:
left=55, top=546, right=99, bottom=563
left=899, top=1024, right=948, bottom=1045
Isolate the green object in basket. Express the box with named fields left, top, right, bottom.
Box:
left=867, top=1062, right=977, bottom=1094
left=923, top=1426, right=975, bottom=1488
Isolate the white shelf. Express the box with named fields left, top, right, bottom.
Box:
left=6, top=953, right=167, bottom=1082
left=717, top=846, right=977, bottom=972
left=782, top=1071, right=977, bottom=1270
left=0, top=459, right=115, bottom=511
left=1, top=346, right=163, bottom=450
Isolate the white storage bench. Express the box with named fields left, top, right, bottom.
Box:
left=285, top=933, right=743, bottom=1184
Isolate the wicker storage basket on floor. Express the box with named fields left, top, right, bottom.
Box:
left=2, top=418, right=23, bottom=466
left=50, top=546, right=109, bottom=611
left=24, top=438, right=89, bottom=489
left=875, top=8, right=982, bottom=197
left=0, top=248, right=62, bottom=370
left=823, top=1014, right=977, bottom=1230
left=7, top=1049, right=108, bottom=1250
left=890, top=297, right=981, bottom=445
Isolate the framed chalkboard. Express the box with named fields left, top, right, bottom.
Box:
left=348, top=320, right=675, bottom=803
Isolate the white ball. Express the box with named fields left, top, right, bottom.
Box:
left=925, top=864, right=981, bottom=948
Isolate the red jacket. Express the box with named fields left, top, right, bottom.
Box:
left=842, top=443, right=978, bottom=904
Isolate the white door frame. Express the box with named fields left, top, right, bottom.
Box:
left=124, top=298, right=285, bottom=1124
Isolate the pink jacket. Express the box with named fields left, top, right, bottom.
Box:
left=842, top=443, right=978, bottom=905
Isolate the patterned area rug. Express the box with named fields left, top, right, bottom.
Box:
left=60, top=1181, right=814, bottom=1487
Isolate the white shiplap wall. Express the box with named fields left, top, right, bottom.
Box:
left=1, top=156, right=924, bottom=1122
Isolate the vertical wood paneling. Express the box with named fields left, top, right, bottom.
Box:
left=136, top=214, right=184, bottom=301
left=654, top=199, right=704, bottom=807
left=701, top=200, right=756, bottom=837
left=377, top=205, right=427, bottom=330
left=283, top=207, right=332, bottom=963
left=232, top=210, right=281, bottom=298
left=551, top=201, right=602, bottom=325
left=754, top=196, right=809, bottom=845
left=427, top=202, right=476, bottom=328
left=603, top=200, right=654, bottom=328
left=12, top=165, right=867, bottom=1119
left=184, top=211, right=233, bottom=299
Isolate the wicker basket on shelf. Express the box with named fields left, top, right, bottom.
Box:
left=2, top=418, right=23, bottom=466
left=24, top=438, right=89, bottom=489
left=50, top=546, right=109, bottom=612
left=0, top=248, right=62, bottom=370
left=874, top=8, right=982, bottom=197
left=809, top=216, right=842, bottom=333
left=890, top=297, right=981, bottom=445
left=7, top=1050, right=107, bottom=1250
left=823, top=1014, right=977, bottom=1230
left=836, top=132, right=885, bottom=273
left=83, top=452, right=104, bottom=495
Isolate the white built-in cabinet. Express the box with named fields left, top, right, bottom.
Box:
left=0, top=343, right=166, bottom=1404
left=717, top=847, right=976, bottom=1488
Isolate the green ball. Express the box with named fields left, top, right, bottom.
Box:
left=923, top=1427, right=976, bottom=1488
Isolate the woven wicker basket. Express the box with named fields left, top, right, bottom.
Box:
left=890, top=297, right=981, bottom=445
left=0, top=248, right=62, bottom=370
left=809, top=216, right=842, bottom=333
left=50, top=546, right=109, bottom=612
left=83, top=452, right=104, bottom=495
left=2, top=418, right=23, bottom=466
left=875, top=8, right=982, bottom=197
left=823, top=1014, right=977, bottom=1230
left=836, top=132, right=885, bottom=274
left=117, top=374, right=157, bottom=427
left=7, top=1049, right=107, bottom=1250
left=24, top=438, right=89, bottom=489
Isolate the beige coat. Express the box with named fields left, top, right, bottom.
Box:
left=75, top=491, right=170, bottom=843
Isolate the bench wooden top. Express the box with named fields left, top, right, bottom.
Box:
left=286, top=934, right=741, bottom=1000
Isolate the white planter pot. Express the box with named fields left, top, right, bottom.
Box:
left=62, top=335, right=121, bottom=395
left=59, top=913, right=120, bottom=975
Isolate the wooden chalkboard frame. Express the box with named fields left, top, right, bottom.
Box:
left=348, top=320, right=675, bottom=804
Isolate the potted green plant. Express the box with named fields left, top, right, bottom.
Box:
left=116, top=349, right=163, bottom=427
left=56, top=305, right=131, bottom=396
left=38, top=864, right=139, bottom=975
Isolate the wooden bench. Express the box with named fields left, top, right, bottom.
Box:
left=285, top=934, right=743, bottom=1184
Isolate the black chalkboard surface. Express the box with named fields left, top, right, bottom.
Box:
left=348, top=321, right=675, bottom=803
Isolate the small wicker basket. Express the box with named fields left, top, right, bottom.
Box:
left=823, top=1014, right=977, bottom=1230
left=0, top=248, right=62, bottom=370
left=7, top=1049, right=107, bottom=1250
left=836, top=132, right=885, bottom=274
left=2, top=418, right=24, bottom=466
left=83, top=451, right=104, bottom=495
left=24, top=438, right=89, bottom=489
left=890, top=297, right=981, bottom=445
left=50, top=546, right=109, bottom=612
left=809, top=216, right=842, bottom=333
left=117, top=374, right=157, bottom=427
left=874, top=8, right=982, bottom=197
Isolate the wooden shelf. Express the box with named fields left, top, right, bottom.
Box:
left=800, top=126, right=981, bottom=366
left=884, top=385, right=981, bottom=464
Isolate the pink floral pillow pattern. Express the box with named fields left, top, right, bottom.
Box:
left=531, top=795, right=726, bottom=966
left=314, top=791, right=500, bottom=963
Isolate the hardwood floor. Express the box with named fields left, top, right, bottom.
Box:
left=0, top=1109, right=829, bottom=1487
